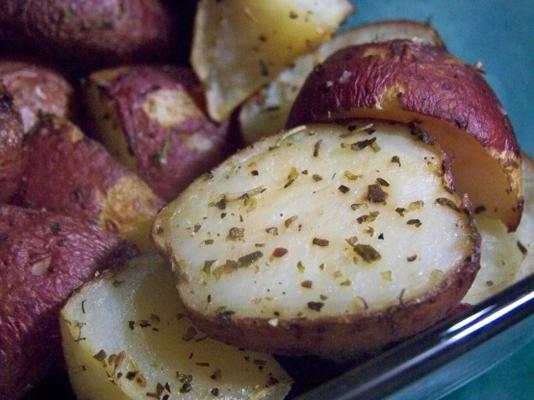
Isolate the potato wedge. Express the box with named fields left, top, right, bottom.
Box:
left=60, top=254, right=292, bottom=400
left=0, top=0, right=173, bottom=66
left=464, top=153, right=534, bottom=303
left=0, top=84, right=24, bottom=202
left=0, top=205, right=135, bottom=399
left=18, top=116, right=163, bottom=250
left=84, top=65, right=229, bottom=201
left=153, top=122, right=480, bottom=358
left=192, top=0, right=353, bottom=121
left=240, top=20, right=445, bottom=144
left=288, top=40, right=522, bottom=230
left=0, top=60, right=74, bottom=132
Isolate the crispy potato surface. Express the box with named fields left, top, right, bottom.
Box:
left=240, top=20, right=445, bottom=144
left=0, top=0, right=173, bottom=66
left=18, top=116, right=163, bottom=250
left=0, top=205, right=135, bottom=399
left=0, top=60, right=74, bottom=132
left=61, top=254, right=292, bottom=400
left=192, top=0, right=353, bottom=121
left=84, top=65, right=229, bottom=201
left=154, top=122, right=480, bottom=357
left=0, top=85, right=24, bottom=203
left=288, top=40, right=522, bottom=230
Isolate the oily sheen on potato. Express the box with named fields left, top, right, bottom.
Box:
left=239, top=20, right=445, bottom=144
left=60, top=255, right=291, bottom=400
left=153, top=122, right=480, bottom=357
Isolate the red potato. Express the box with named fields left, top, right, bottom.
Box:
left=153, top=122, right=480, bottom=358
left=0, top=60, right=75, bottom=132
left=18, top=116, right=163, bottom=250
left=288, top=40, right=522, bottom=231
left=84, top=65, right=230, bottom=201
left=0, top=0, right=173, bottom=67
left=0, top=205, right=136, bottom=399
left=0, top=85, right=24, bottom=203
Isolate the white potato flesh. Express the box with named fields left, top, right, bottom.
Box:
left=60, top=255, right=291, bottom=400
left=464, top=153, right=534, bottom=303
left=239, top=20, right=444, bottom=144
left=154, top=123, right=473, bottom=321
left=192, top=0, right=353, bottom=122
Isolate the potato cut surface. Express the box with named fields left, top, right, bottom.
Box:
left=61, top=255, right=291, bottom=400
left=240, top=20, right=444, bottom=144
left=155, top=122, right=475, bottom=322
left=192, top=0, right=353, bottom=121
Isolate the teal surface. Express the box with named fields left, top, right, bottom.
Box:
left=345, top=1, right=534, bottom=399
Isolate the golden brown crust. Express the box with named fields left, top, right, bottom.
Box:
left=287, top=40, right=522, bottom=229
left=0, top=0, right=174, bottom=66
left=0, top=84, right=24, bottom=202
left=0, top=205, right=136, bottom=399
left=86, top=65, right=230, bottom=201
left=18, top=116, right=163, bottom=249
left=0, top=60, right=74, bottom=132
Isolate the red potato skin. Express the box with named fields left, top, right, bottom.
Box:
left=0, top=60, right=75, bottom=132
left=0, top=0, right=173, bottom=66
left=17, top=116, right=164, bottom=249
left=0, top=86, right=24, bottom=203
left=19, top=117, right=129, bottom=221
left=0, top=205, right=136, bottom=399
left=288, top=40, right=519, bottom=157
left=90, top=66, right=230, bottom=201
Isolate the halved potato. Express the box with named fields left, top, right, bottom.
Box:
left=240, top=20, right=445, bottom=144
left=153, top=122, right=480, bottom=358
left=288, top=40, right=522, bottom=230
left=60, top=254, right=292, bottom=400
left=192, top=0, right=353, bottom=121
left=464, top=153, right=534, bottom=304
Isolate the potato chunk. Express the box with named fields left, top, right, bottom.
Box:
left=153, top=122, right=479, bottom=358
left=60, top=255, right=292, bottom=400
left=192, top=0, right=353, bottom=121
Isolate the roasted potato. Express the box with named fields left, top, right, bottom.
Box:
left=0, top=84, right=24, bottom=203
left=0, top=60, right=74, bottom=132
left=288, top=40, right=522, bottom=230
left=240, top=20, right=445, bottom=144
left=61, top=254, right=292, bottom=400
left=84, top=65, right=230, bottom=201
left=0, top=0, right=173, bottom=67
left=153, top=122, right=480, bottom=358
left=464, top=153, right=534, bottom=303
left=192, top=0, right=354, bottom=121
left=0, top=205, right=135, bottom=399
left=18, top=116, right=163, bottom=250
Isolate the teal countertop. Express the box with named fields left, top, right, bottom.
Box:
left=346, top=1, right=534, bottom=399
